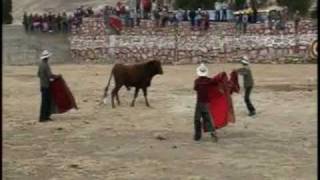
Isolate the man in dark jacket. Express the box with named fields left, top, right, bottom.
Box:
left=193, top=63, right=218, bottom=142
left=237, top=56, right=256, bottom=116
left=37, top=50, right=60, bottom=122
left=189, top=9, right=196, bottom=29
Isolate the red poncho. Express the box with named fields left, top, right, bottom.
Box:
left=203, top=70, right=239, bottom=131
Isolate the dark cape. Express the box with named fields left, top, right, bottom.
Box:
left=49, top=76, right=78, bottom=114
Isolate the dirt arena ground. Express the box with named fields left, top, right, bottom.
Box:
left=3, top=64, right=317, bottom=180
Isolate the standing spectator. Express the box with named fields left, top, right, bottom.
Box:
left=168, top=11, right=175, bottom=25
left=252, top=9, right=258, bottom=23
left=242, top=12, right=248, bottom=34
left=195, top=11, right=202, bottom=29
left=160, top=7, right=169, bottom=27
left=103, top=6, right=110, bottom=26
left=56, top=13, right=62, bottom=32
left=215, top=2, right=221, bottom=21
left=23, top=12, right=29, bottom=32
left=222, top=3, right=227, bottom=21
left=153, top=8, right=160, bottom=27
left=62, top=12, right=68, bottom=33
left=204, top=11, right=210, bottom=31
left=136, top=9, right=141, bottom=26
left=33, top=14, right=41, bottom=32
left=87, top=7, right=94, bottom=16
left=39, top=15, right=44, bottom=32
left=42, top=13, right=49, bottom=32
left=293, top=10, right=301, bottom=34
left=28, top=14, right=33, bottom=32
left=235, top=13, right=242, bottom=34
left=129, top=9, right=136, bottom=27
left=116, top=2, right=123, bottom=16
left=189, top=9, right=196, bottom=29
left=175, top=10, right=183, bottom=24
left=183, top=10, right=188, bottom=21
left=68, top=15, right=73, bottom=33
left=268, top=14, right=273, bottom=31
left=151, top=0, right=157, bottom=20
left=79, top=6, right=86, bottom=16
left=48, top=12, right=54, bottom=32
left=52, top=14, right=58, bottom=32
left=124, top=6, right=130, bottom=27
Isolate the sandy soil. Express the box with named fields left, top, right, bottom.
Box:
left=3, top=64, right=317, bottom=180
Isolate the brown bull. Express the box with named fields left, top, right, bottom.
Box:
left=103, top=60, right=163, bottom=108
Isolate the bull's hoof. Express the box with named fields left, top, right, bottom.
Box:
left=130, top=104, right=135, bottom=107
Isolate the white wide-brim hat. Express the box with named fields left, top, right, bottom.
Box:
left=240, top=56, right=249, bottom=65
left=40, top=50, right=52, bottom=60
left=196, top=63, right=209, bottom=77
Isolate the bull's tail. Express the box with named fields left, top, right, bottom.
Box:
left=101, top=68, right=114, bottom=104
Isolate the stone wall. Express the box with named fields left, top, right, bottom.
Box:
left=70, top=18, right=318, bottom=64
left=122, top=19, right=318, bottom=36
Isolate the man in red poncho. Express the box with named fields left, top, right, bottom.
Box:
left=193, top=63, right=219, bottom=142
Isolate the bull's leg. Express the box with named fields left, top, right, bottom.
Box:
left=131, top=88, right=140, bottom=107
left=111, top=86, right=121, bottom=108
left=116, top=85, right=122, bottom=106
left=142, top=87, right=150, bottom=107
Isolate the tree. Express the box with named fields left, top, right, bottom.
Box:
left=234, top=0, right=246, bottom=10
left=276, top=0, right=312, bottom=16
left=174, top=0, right=216, bottom=10
left=3, top=0, right=13, bottom=24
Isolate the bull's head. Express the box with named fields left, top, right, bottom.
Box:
left=147, top=60, right=163, bottom=75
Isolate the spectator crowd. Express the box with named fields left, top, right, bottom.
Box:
left=22, top=1, right=297, bottom=34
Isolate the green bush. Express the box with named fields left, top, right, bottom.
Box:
left=3, top=0, right=13, bottom=24
left=310, top=9, right=317, bottom=19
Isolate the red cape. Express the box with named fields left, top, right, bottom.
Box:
left=50, top=77, right=78, bottom=114
left=203, top=71, right=239, bottom=131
